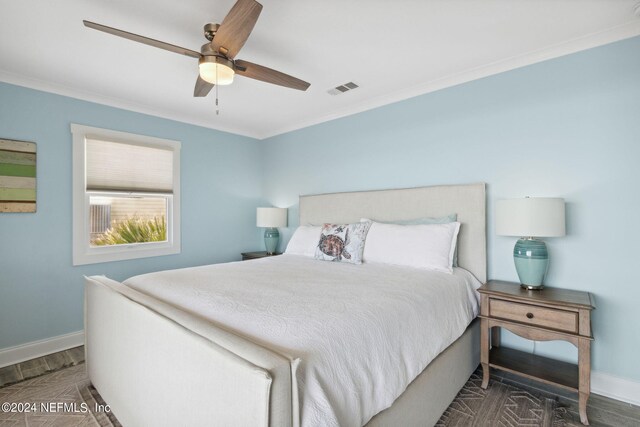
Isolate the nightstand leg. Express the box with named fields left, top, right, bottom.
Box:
left=491, top=326, right=500, bottom=348
left=481, top=364, right=490, bottom=389
left=480, top=318, right=490, bottom=389
left=578, top=339, right=591, bottom=425
left=579, top=393, right=589, bottom=425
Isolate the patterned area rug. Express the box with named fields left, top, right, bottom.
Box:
left=438, top=370, right=577, bottom=427
left=0, top=364, right=579, bottom=427
left=0, top=363, right=118, bottom=426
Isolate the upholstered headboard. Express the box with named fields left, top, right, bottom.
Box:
left=299, top=183, right=487, bottom=283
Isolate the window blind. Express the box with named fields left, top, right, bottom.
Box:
left=86, top=138, right=174, bottom=193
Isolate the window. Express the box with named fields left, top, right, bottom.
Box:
left=72, top=124, right=180, bottom=265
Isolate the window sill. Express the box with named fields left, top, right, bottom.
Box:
left=72, top=242, right=180, bottom=266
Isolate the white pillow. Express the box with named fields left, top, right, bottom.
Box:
left=362, top=221, right=460, bottom=273
left=285, top=225, right=321, bottom=257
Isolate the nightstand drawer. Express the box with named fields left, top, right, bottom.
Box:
left=489, top=298, right=578, bottom=333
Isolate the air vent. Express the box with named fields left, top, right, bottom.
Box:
left=327, top=81, right=359, bottom=95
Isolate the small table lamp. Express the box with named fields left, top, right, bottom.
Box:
left=256, top=207, right=287, bottom=254
left=496, top=197, right=565, bottom=290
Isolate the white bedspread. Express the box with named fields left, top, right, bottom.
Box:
left=123, top=255, right=480, bottom=427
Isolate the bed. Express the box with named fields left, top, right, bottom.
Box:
left=84, top=183, right=487, bottom=426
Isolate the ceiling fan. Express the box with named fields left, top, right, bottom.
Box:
left=83, top=0, right=310, bottom=98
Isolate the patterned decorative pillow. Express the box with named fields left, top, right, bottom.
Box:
left=314, top=222, right=372, bottom=264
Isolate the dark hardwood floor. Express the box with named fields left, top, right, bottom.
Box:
left=0, top=346, right=84, bottom=388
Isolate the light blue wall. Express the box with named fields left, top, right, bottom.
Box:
left=2, top=36, right=639, bottom=382
left=261, top=36, right=640, bottom=381
left=0, top=82, right=264, bottom=349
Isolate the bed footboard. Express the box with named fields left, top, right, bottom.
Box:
left=85, top=276, right=297, bottom=427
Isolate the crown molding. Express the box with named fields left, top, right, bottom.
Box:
left=260, top=20, right=640, bottom=140
left=1, top=20, right=639, bottom=141
left=0, top=70, right=261, bottom=140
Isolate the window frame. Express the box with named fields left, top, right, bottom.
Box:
left=71, top=124, right=181, bottom=266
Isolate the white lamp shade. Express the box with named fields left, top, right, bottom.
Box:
left=496, top=198, right=565, bottom=237
left=257, top=207, right=287, bottom=228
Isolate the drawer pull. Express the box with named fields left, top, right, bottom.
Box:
left=526, top=312, right=534, bottom=319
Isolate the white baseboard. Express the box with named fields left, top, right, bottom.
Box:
left=0, top=331, right=84, bottom=368
left=592, top=371, right=640, bottom=406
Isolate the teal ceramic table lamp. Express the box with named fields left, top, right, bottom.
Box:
left=256, top=207, right=287, bottom=254
left=496, top=197, right=565, bottom=290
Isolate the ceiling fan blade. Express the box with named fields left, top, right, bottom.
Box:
left=212, top=0, right=263, bottom=59
left=194, top=75, right=214, bottom=97
left=83, top=20, right=201, bottom=59
left=235, top=60, right=310, bottom=91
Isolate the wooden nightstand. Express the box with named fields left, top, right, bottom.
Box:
left=241, top=251, right=282, bottom=261
left=478, top=280, right=595, bottom=425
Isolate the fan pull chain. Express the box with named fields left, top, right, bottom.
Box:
left=215, top=65, right=220, bottom=115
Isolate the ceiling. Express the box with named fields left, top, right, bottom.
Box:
left=1, top=1, right=639, bottom=139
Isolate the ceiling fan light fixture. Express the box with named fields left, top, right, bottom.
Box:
left=199, top=55, right=235, bottom=85
left=84, top=0, right=310, bottom=96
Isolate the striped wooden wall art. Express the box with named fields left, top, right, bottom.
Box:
left=0, top=138, right=36, bottom=213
